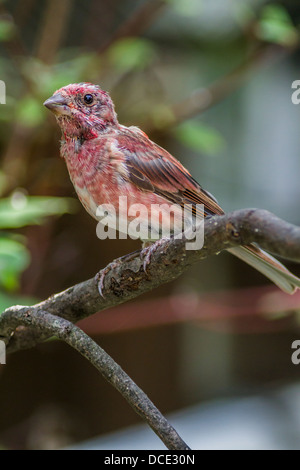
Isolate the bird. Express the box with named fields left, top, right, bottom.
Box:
left=44, top=82, right=300, bottom=295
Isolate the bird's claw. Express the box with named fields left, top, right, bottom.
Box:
left=96, top=241, right=168, bottom=296
left=140, top=238, right=169, bottom=272
left=95, top=261, right=119, bottom=298
left=96, top=249, right=141, bottom=298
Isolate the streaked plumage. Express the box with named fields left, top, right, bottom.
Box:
left=44, top=83, right=300, bottom=294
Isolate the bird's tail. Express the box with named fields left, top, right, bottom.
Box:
left=228, top=244, right=300, bottom=294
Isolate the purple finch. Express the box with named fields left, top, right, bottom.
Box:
left=44, top=82, right=300, bottom=294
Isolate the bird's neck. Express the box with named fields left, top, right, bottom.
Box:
left=57, top=115, right=117, bottom=141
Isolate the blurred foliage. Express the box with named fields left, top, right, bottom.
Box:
left=0, top=0, right=298, bottom=310
left=0, top=237, right=29, bottom=291
left=0, top=0, right=300, bottom=450
left=0, top=17, right=15, bottom=42
left=108, top=38, right=157, bottom=71
left=174, top=121, right=226, bottom=155
left=0, top=191, right=77, bottom=311
left=16, top=95, right=45, bottom=127
left=0, top=0, right=298, bottom=298
left=256, top=4, right=299, bottom=46
left=0, top=192, right=77, bottom=229
left=0, top=1, right=298, bottom=132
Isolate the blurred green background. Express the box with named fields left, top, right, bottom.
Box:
left=1, top=0, right=300, bottom=450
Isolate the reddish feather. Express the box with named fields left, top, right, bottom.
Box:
left=43, top=83, right=300, bottom=294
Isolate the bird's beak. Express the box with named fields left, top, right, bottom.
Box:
left=43, top=93, right=70, bottom=116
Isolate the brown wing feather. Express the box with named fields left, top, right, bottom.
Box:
left=114, top=128, right=300, bottom=293
left=117, top=129, right=224, bottom=217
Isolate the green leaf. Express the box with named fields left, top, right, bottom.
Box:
left=108, top=38, right=156, bottom=71
left=0, top=18, right=16, bottom=41
left=256, top=5, right=298, bottom=46
left=174, top=121, right=226, bottom=155
left=21, top=54, right=99, bottom=97
left=0, top=238, right=30, bottom=290
left=16, top=96, right=45, bottom=127
left=166, top=0, right=202, bottom=18
left=0, top=291, right=37, bottom=312
left=0, top=193, right=78, bottom=229
left=150, top=104, right=175, bottom=129
left=0, top=171, right=7, bottom=194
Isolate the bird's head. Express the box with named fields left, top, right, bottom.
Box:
left=43, top=83, right=118, bottom=138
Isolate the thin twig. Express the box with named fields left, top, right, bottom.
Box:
left=35, top=0, right=72, bottom=63
left=142, top=43, right=297, bottom=133
left=98, top=0, right=168, bottom=54
left=0, top=307, right=190, bottom=450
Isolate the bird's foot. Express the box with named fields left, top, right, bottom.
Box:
left=140, top=238, right=169, bottom=272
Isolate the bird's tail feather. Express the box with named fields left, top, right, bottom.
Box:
left=228, top=245, right=300, bottom=294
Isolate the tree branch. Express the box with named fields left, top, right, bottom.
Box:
left=0, top=209, right=300, bottom=352
left=0, top=307, right=190, bottom=450
left=1, top=208, right=300, bottom=353
left=1, top=207, right=300, bottom=450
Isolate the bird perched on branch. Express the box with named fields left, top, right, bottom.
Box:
left=44, top=82, right=300, bottom=294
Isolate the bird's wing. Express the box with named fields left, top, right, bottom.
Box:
left=115, top=128, right=224, bottom=217
left=112, top=128, right=300, bottom=294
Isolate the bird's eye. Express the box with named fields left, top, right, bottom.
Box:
left=83, top=94, right=94, bottom=105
